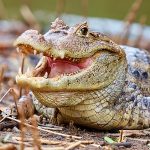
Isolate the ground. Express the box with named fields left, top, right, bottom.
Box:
left=0, top=119, right=150, bottom=149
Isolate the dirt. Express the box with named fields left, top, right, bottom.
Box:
left=0, top=122, right=150, bottom=149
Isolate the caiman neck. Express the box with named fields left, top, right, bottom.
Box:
left=91, top=56, right=127, bottom=105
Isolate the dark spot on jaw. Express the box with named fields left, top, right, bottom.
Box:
left=129, top=82, right=137, bottom=89
left=146, top=56, right=150, bottom=64
left=131, top=96, right=135, bottom=101
left=131, top=83, right=137, bottom=89
left=134, top=100, right=138, bottom=106
left=142, top=72, right=148, bottom=79
left=143, top=98, right=148, bottom=107
left=133, top=70, right=140, bottom=78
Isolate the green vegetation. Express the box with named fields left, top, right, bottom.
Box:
left=2, top=0, right=150, bottom=25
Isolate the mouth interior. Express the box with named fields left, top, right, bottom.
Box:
left=46, top=57, right=93, bottom=78
left=17, top=44, right=94, bottom=79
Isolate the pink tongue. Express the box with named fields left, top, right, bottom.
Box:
left=49, top=62, right=80, bottom=78
left=47, top=57, right=92, bottom=78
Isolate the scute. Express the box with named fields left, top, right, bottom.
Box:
left=122, top=45, right=150, bottom=96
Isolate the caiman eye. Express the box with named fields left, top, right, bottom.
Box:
left=80, top=27, right=88, bottom=36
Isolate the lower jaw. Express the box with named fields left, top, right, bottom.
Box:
left=32, top=90, right=84, bottom=107
left=16, top=59, right=94, bottom=91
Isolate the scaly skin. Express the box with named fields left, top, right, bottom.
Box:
left=14, top=18, right=150, bottom=130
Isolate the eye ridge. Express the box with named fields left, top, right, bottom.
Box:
left=80, top=27, right=88, bottom=36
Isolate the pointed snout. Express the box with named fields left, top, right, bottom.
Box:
left=14, top=29, right=52, bottom=54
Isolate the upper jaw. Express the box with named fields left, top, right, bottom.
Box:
left=14, top=29, right=69, bottom=60
left=14, top=30, right=52, bottom=56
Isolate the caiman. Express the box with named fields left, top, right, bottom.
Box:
left=14, top=18, right=150, bottom=130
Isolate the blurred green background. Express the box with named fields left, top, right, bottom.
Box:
left=1, top=0, right=150, bottom=24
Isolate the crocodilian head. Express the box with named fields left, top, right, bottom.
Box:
left=14, top=18, right=127, bottom=106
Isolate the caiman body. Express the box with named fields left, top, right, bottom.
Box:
left=14, top=18, right=150, bottom=130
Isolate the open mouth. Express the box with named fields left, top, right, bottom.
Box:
left=17, top=45, right=93, bottom=79
left=31, top=54, right=93, bottom=79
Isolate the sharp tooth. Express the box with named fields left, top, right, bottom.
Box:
left=16, top=47, right=20, bottom=53
left=27, top=67, right=30, bottom=73
left=53, top=57, right=56, bottom=61
left=59, top=51, right=65, bottom=59
left=34, top=50, right=37, bottom=55
left=18, top=67, right=22, bottom=75
left=26, top=67, right=32, bottom=76
left=35, top=57, right=43, bottom=69
left=44, top=72, right=48, bottom=78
